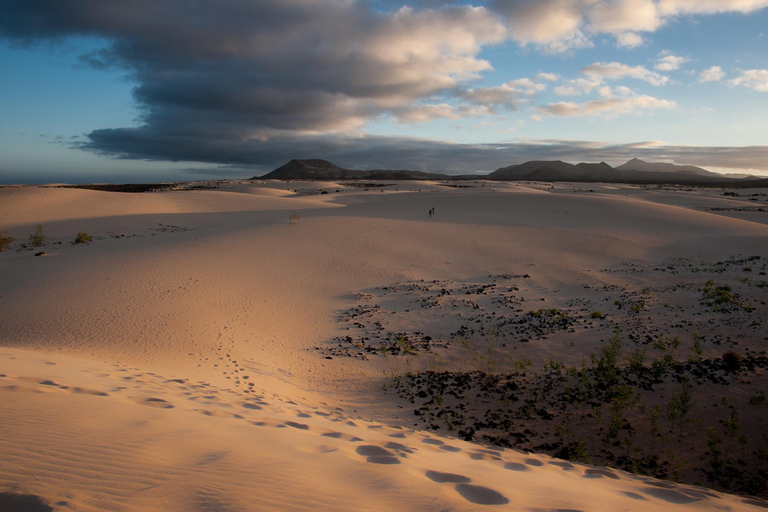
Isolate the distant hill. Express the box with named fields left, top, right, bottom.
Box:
left=488, top=158, right=765, bottom=185
left=254, top=159, right=447, bottom=180
left=615, top=158, right=715, bottom=177
left=257, top=159, right=370, bottom=180
left=490, top=161, right=585, bottom=181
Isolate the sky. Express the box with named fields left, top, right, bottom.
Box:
left=1, top=0, right=767, bottom=184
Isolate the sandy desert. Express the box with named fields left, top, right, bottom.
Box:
left=1, top=179, right=767, bottom=511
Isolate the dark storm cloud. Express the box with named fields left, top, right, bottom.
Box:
left=0, top=0, right=505, bottom=135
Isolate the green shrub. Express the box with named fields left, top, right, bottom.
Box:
left=28, top=224, right=45, bottom=246
left=73, top=232, right=93, bottom=244
left=590, top=310, right=603, bottom=319
left=0, top=230, right=14, bottom=251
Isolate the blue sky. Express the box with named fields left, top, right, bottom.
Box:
left=1, top=0, right=767, bottom=183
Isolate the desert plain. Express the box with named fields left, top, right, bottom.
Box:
left=1, top=179, right=767, bottom=511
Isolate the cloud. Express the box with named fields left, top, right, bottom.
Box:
left=616, top=32, right=644, bottom=48
left=394, top=103, right=492, bottom=123
left=582, top=61, right=669, bottom=85
left=728, top=69, right=768, bottom=91
left=658, top=0, right=768, bottom=15
left=492, top=0, right=768, bottom=52
left=655, top=51, right=689, bottom=70
left=534, top=72, right=560, bottom=81
left=588, top=0, right=662, bottom=33
left=491, top=0, right=593, bottom=44
left=72, top=125, right=768, bottom=175
left=536, top=94, right=675, bottom=118
left=0, top=0, right=506, bottom=136
left=554, top=78, right=603, bottom=96
left=462, top=82, right=537, bottom=111
left=699, top=65, right=726, bottom=82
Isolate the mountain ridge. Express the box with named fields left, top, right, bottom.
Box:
left=251, top=158, right=766, bottom=186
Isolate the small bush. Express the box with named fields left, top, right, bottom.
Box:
left=73, top=232, right=93, bottom=244
left=722, top=351, right=742, bottom=372
left=0, top=230, right=14, bottom=252
left=289, top=211, right=301, bottom=224
left=590, top=311, right=603, bottom=319
left=28, top=224, right=45, bottom=247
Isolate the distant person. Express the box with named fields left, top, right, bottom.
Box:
left=432, top=207, right=436, bottom=215
left=429, top=208, right=433, bottom=217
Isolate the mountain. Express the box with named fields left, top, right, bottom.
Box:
left=616, top=158, right=714, bottom=177
left=253, top=157, right=768, bottom=187
left=257, top=159, right=370, bottom=180
left=253, top=159, right=447, bottom=180
left=489, top=161, right=587, bottom=180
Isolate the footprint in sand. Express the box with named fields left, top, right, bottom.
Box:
left=439, top=445, right=461, bottom=453
left=320, top=432, right=363, bottom=442
left=2, top=385, right=45, bottom=393
left=454, top=483, right=509, bottom=505
left=284, top=421, right=309, bottom=430
left=422, top=438, right=444, bottom=446
left=355, top=445, right=400, bottom=465
left=425, top=470, right=470, bottom=483
left=524, top=458, right=544, bottom=467
left=503, top=462, right=529, bottom=472
left=69, top=387, right=109, bottom=396
left=384, top=442, right=415, bottom=455
left=583, top=468, right=618, bottom=480
left=548, top=460, right=575, bottom=471
left=640, top=487, right=703, bottom=505
left=132, top=397, right=174, bottom=409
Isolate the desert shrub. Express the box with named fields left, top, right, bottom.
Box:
left=0, top=230, right=14, bottom=251
left=73, top=232, right=93, bottom=244
left=592, top=329, right=623, bottom=387
left=28, top=224, right=45, bottom=246
left=722, top=351, right=742, bottom=372
left=289, top=211, right=301, bottom=224
left=591, top=310, right=603, bottom=319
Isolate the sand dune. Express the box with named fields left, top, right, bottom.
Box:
left=1, top=181, right=767, bottom=510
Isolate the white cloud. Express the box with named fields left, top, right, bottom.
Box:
left=492, top=0, right=768, bottom=53
left=698, top=65, right=726, bottom=82
left=492, top=0, right=593, bottom=44
left=658, top=0, right=768, bottom=16
left=582, top=61, right=669, bottom=85
left=655, top=52, right=689, bottom=70
left=554, top=78, right=603, bottom=96
left=535, top=72, right=560, bottom=81
left=589, top=0, right=662, bottom=33
left=536, top=94, right=676, bottom=118
left=728, top=69, right=768, bottom=91
left=462, top=77, right=547, bottom=112
left=616, top=32, right=644, bottom=48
